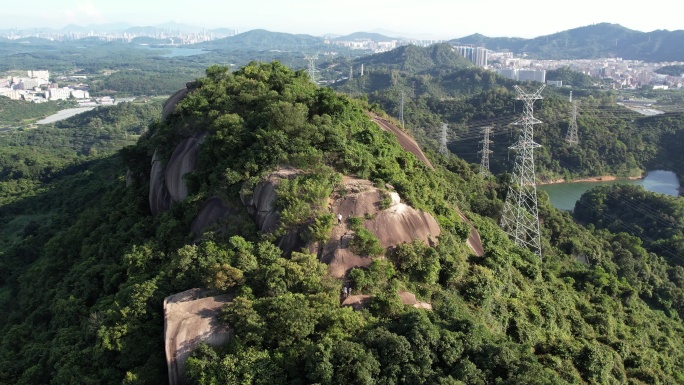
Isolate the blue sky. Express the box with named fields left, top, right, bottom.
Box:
left=2, top=0, right=682, bottom=39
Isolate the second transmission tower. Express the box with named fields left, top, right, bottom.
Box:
left=479, top=126, right=493, bottom=175
left=399, top=91, right=405, bottom=128
left=303, top=53, right=319, bottom=84
left=500, top=85, right=545, bottom=258
left=439, top=123, right=449, bottom=155
left=565, top=91, right=579, bottom=145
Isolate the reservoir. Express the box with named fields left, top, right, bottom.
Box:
left=538, top=170, right=680, bottom=211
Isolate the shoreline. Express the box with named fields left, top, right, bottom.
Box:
left=537, top=174, right=644, bottom=186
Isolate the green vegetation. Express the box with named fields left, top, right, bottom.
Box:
left=546, top=66, right=603, bottom=88
left=0, top=97, right=76, bottom=126
left=655, top=64, right=684, bottom=77
left=0, top=59, right=684, bottom=385
left=347, top=216, right=384, bottom=256
left=0, top=100, right=161, bottom=203
left=275, top=168, right=341, bottom=242
left=574, top=184, right=684, bottom=260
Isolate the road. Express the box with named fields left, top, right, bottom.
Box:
left=36, top=107, right=96, bottom=125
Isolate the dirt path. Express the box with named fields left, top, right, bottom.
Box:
left=368, top=112, right=434, bottom=170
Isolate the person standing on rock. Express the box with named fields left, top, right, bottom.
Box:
left=338, top=213, right=343, bottom=225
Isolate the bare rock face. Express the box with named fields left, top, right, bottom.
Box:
left=164, top=289, right=233, bottom=385
left=366, top=204, right=440, bottom=249
left=148, top=133, right=206, bottom=215
left=161, top=82, right=199, bottom=122
left=341, top=291, right=432, bottom=310
left=165, top=133, right=206, bottom=203
left=240, top=168, right=301, bottom=231
left=324, top=176, right=441, bottom=278
left=149, top=150, right=172, bottom=216
left=240, top=167, right=303, bottom=251
left=190, top=197, right=232, bottom=235
left=397, top=291, right=433, bottom=310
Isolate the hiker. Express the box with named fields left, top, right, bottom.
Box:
left=342, top=286, right=348, bottom=298
left=338, top=213, right=343, bottom=224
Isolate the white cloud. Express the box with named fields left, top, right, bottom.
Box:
left=76, top=0, right=106, bottom=22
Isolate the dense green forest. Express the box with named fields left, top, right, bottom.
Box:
left=574, top=184, right=684, bottom=260
left=655, top=64, right=684, bottom=77
left=0, top=97, right=76, bottom=126
left=0, top=100, right=161, bottom=204
left=0, top=61, right=683, bottom=385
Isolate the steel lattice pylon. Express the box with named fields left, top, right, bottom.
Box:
left=479, top=126, right=493, bottom=175
left=304, top=53, right=318, bottom=83
left=500, top=85, right=545, bottom=258
left=439, top=123, right=449, bottom=155
left=565, top=91, right=579, bottom=145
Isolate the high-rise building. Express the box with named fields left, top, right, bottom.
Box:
left=496, top=68, right=546, bottom=83
left=454, top=45, right=488, bottom=67
left=518, top=69, right=546, bottom=83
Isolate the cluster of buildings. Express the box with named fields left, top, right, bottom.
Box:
left=528, top=58, right=684, bottom=89
left=325, top=37, right=445, bottom=53
left=0, top=70, right=120, bottom=106
left=455, top=47, right=684, bottom=89
left=325, top=39, right=400, bottom=52
left=1, top=29, right=237, bottom=45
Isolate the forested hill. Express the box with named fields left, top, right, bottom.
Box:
left=1, top=61, right=684, bottom=384
left=574, top=184, right=684, bottom=260
left=452, top=23, right=684, bottom=61
left=353, top=43, right=474, bottom=73
left=332, top=32, right=398, bottom=42
left=330, top=43, right=483, bottom=98
left=197, top=29, right=327, bottom=51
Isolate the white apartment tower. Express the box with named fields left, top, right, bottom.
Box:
left=454, top=45, right=488, bottom=67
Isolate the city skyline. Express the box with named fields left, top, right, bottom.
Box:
left=1, top=0, right=683, bottom=40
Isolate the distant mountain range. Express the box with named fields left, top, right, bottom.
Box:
left=2, top=22, right=684, bottom=61
left=197, top=24, right=684, bottom=61
left=196, top=29, right=326, bottom=51
left=451, top=23, right=684, bottom=61
left=0, top=22, right=234, bottom=36
left=332, top=32, right=398, bottom=42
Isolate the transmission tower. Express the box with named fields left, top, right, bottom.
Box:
left=303, top=53, right=319, bottom=83
left=479, top=126, right=493, bottom=175
left=439, top=123, right=449, bottom=155
left=565, top=91, right=579, bottom=145
left=500, top=85, right=545, bottom=258
left=349, top=65, right=353, bottom=81
left=400, top=91, right=405, bottom=128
